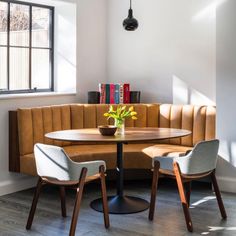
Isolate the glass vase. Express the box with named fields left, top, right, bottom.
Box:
left=114, top=118, right=125, bottom=135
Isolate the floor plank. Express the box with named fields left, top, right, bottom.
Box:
left=0, top=180, right=235, bottom=236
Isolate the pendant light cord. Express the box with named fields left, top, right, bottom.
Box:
left=130, top=0, right=132, bottom=9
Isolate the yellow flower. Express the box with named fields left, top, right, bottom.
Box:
left=121, top=106, right=126, bottom=111
left=132, top=116, right=137, bottom=120
left=104, top=113, right=109, bottom=117
left=129, top=106, right=134, bottom=112
left=131, top=111, right=137, bottom=116
left=109, top=106, right=114, bottom=112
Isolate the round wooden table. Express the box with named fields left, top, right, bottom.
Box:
left=45, top=127, right=191, bottom=214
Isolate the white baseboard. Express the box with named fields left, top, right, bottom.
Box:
left=217, top=176, right=236, bottom=193
left=0, top=177, right=37, bottom=196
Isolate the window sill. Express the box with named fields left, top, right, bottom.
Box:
left=0, top=91, right=77, bottom=100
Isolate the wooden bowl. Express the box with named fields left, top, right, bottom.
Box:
left=98, top=125, right=117, bottom=136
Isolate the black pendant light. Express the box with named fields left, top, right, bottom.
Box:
left=123, top=0, right=138, bottom=31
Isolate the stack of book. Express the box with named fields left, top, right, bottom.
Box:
left=99, top=83, right=130, bottom=104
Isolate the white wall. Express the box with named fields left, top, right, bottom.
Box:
left=216, top=0, right=236, bottom=193
left=0, top=0, right=108, bottom=196
left=107, top=0, right=216, bottom=104
left=77, top=0, right=108, bottom=102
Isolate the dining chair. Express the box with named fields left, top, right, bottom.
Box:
left=148, top=139, right=227, bottom=232
left=26, top=143, right=110, bottom=236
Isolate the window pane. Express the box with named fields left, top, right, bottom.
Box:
left=0, top=47, right=7, bottom=90
left=10, top=3, right=29, bottom=46
left=0, top=2, right=8, bottom=45
left=32, top=49, right=50, bottom=89
left=10, top=47, right=29, bottom=90
left=32, top=7, right=50, bottom=48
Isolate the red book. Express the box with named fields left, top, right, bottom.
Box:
left=99, top=83, right=106, bottom=104
left=110, top=84, right=115, bottom=104
left=123, top=84, right=130, bottom=104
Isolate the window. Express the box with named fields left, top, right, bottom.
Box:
left=0, top=0, right=54, bottom=94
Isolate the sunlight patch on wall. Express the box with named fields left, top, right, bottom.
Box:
left=193, top=0, right=227, bottom=21
left=172, top=76, right=188, bottom=104
left=190, top=90, right=215, bottom=106
left=172, top=75, right=215, bottom=106
left=54, top=2, right=76, bottom=93
left=231, top=142, right=236, bottom=167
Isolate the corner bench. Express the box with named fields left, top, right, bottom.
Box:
left=9, top=104, right=216, bottom=177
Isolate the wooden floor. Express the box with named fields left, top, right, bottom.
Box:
left=0, top=179, right=235, bottom=236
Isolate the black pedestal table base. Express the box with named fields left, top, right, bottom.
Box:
left=90, top=195, right=149, bottom=214
left=90, top=142, right=150, bottom=214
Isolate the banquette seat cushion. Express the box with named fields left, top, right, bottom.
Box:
left=11, top=103, right=216, bottom=176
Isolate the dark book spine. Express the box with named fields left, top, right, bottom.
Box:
left=105, top=84, right=110, bottom=104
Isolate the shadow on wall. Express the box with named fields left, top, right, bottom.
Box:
left=216, top=142, right=236, bottom=192
left=217, top=155, right=236, bottom=175
left=219, top=140, right=236, bottom=166
left=172, top=75, right=215, bottom=106
left=217, top=140, right=236, bottom=172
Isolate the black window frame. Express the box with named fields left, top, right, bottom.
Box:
left=0, top=0, right=54, bottom=94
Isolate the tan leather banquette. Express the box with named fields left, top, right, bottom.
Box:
left=9, top=104, right=216, bottom=176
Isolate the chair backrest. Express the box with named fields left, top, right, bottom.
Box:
left=176, top=139, right=219, bottom=175
left=34, top=143, right=105, bottom=181
left=34, top=143, right=74, bottom=181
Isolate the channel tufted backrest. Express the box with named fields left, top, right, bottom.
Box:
left=18, top=105, right=72, bottom=155
left=17, top=103, right=215, bottom=156
left=159, top=104, right=216, bottom=146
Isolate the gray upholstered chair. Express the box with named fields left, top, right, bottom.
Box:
left=149, top=139, right=227, bottom=232
left=26, top=143, right=110, bottom=236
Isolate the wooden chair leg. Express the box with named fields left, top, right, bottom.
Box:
left=99, top=165, right=110, bottom=229
left=60, top=186, right=67, bottom=217
left=26, top=178, right=43, bottom=230
left=184, top=181, right=192, bottom=208
left=173, top=162, right=193, bottom=232
left=149, top=161, right=160, bottom=221
left=211, top=170, right=227, bottom=219
left=69, top=168, right=87, bottom=236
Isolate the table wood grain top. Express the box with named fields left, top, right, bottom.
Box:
left=45, top=127, right=191, bottom=143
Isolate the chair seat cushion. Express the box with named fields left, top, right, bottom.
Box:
left=142, top=144, right=192, bottom=158
left=142, top=144, right=192, bottom=172
left=20, top=143, right=192, bottom=176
